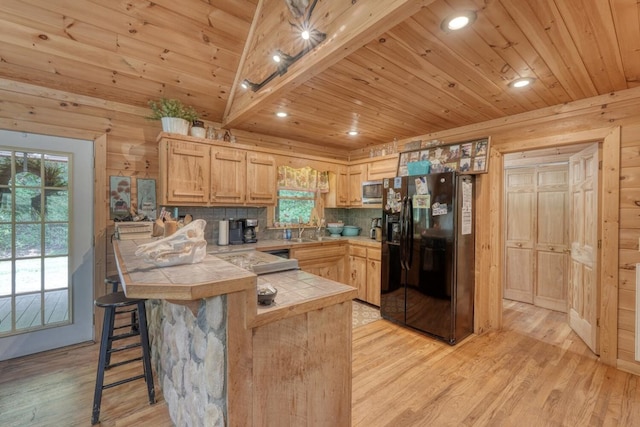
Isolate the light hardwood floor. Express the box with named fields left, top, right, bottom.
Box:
left=353, top=300, right=640, bottom=426
left=1, top=300, right=639, bottom=426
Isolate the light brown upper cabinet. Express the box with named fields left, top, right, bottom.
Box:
left=246, top=153, right=276, bottom=205
left=158, top=135, right=276, bottom=206
left=210, top=146, right=246, bottom=204
left=348, top=164, right=366, bottom=207
left=367, top=157, right=397, bottom=181
left=325, top=164, right=365, bottom=208
left=159, top=138, right=210, bottom=205
left=325, top=167, right=349, bottom=208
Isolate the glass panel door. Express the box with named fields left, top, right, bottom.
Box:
left=0, top=150, right=71, bottom=334
left=0, top=130, right=93, bottom=361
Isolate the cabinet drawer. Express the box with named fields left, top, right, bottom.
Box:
left=367, top=247, right=381, bottom=261
left=349, top=245, right=367, bottom=258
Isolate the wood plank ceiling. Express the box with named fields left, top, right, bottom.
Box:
left=0, top=0, right=638, bottom=153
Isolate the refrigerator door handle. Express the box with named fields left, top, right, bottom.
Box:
left=406, top=196, right=414, bottom=270
left=399, top=196, right=407, bottom=270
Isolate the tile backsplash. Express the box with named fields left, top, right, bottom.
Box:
left=168, top=206, right=383, bottom=243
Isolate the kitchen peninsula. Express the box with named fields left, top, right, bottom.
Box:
left=113, top=238, right=357, bottom=426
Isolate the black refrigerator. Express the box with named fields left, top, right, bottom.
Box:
left=380, top=172, right=474, bottom=344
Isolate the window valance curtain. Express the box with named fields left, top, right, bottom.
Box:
left=277, top=166, right=329, bottom=193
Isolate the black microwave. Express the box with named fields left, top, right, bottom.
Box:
left=362, top=180, right=383, bottom=204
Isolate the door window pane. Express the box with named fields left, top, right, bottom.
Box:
left=15, top=293, right=41, bottom=330
left=45, top=224, right=68, bottom=256
left=0, top=296, right=10, bottom=333
left=44, top=157, right=68, bottom=188
left=0, top=260, right=10, bottom=296
left=45, top=289, right=68, bottom=324
left=15, top=223, right=41, bottom=258
left=45, top=190, right=68, bottom=221
left=15, top=254, right=42, bottom=294
left=0, top=224, right=10, bottom=258
left=45, top=257, right=68, bottom=290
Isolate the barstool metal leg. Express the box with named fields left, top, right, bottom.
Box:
left=92, top=306, right=114, bottom=425
left=137, top=301, right=155, bottom=404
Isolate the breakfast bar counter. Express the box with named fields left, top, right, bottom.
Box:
left=112, top=239, right=357, bottom=427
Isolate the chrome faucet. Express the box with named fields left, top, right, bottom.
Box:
left=316, top=218, right=325, bottom=240
left=298, top=224, right=305, bottom=239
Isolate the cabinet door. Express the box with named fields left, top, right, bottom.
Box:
left=291, top=243, right=348, bottom=284
left=337, top=168, right=349, bottom=207
left=367, top=248, right=382, bottom=306
left=349, top=245, right=367, bottom=300
left=247, top=153, right=276, bottom=205
left=367, top=157, right=397, bottom=181
left=348, top=165, right=365, bottom=206
left=211, top=147, right=246, bottom=204
left=162, top=139, right=209, bottom=204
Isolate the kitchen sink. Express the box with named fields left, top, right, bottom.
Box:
left=292, top=237, right=338, bottom=243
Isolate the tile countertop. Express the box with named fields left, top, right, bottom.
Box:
left=113, top=238, right=257, bottom=300
left=253, top=269, right=357, bottom=328
left=113, top=238, right=357, bottom=327
left=208, top=235, right=382, bottom=254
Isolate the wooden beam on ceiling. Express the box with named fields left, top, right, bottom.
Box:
left=223, top=0, right=435, bottom=129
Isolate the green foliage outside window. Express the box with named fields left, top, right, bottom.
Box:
left=275, top=190, right=315, bottom=225
left=0, top=152, right=69, bottom=259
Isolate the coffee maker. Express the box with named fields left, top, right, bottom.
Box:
left=241, top=218, right=258, bottom=243
left=370, top=217, right=382, bottom=239
left=228, top=219, right=244, bottom=245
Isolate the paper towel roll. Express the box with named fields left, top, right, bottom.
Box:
left=218, top=220, right=229, bottom=245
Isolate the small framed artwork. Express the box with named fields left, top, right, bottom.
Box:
left=137, top=178, right=157, bottom=219
left=110, top=176, right=131, bottom=219
left=397, top=137, right=491, bottom=176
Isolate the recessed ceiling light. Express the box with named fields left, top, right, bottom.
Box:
left=441, top=11, right=477, bottom=31
left=276, top=111, right=288, bottom=118
left=301, top=30, right=310, bottom=40
left=510, top=77, right=535, bottom=88
left=348, top=131, right=359, bottom=136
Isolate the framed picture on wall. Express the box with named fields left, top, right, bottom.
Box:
left=109, top=176, right=131, bottom=219
left=137, top=178, right=157, bottom=219
left=397, top=137, right=491, bottom=176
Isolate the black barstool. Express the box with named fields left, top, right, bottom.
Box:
left=92, top=291, right=155, bottom=425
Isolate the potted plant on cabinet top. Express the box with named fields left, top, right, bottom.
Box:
left=147, top=98, right=198, bottom=136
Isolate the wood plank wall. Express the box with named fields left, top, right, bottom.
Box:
left=2, top=77, right=640, bottom=374
left=350, top=87, right=640, bottom=374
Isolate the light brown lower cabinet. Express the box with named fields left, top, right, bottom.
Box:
left=290, top=242, right=348, bottom=284
left=349, top=243, right=381, bottom=306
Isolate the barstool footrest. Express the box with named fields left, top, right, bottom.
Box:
left=110, top=330, right=140, bottom=341
left=106, top=356, right=143, bottom=370
left=103, top=374, right=146, bottom=390
left=107, top=342, right=142, bottom=355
